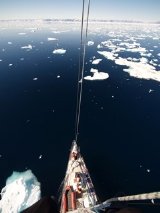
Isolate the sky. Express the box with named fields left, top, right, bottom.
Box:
left=0, top=0, right=159, bottom=22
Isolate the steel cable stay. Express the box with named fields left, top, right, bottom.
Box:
left=74, top=0, right=91, bottom=143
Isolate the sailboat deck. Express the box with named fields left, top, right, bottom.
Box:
left=60, top=142, right=98, bottom=213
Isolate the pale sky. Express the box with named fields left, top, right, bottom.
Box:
left=0, top=0, right=159, bottom=22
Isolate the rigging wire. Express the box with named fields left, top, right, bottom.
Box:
left=75, top=0, right=85, bottom=142
left=75, top=0, right=91, bottom=142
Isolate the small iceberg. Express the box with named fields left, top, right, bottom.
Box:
left=53, top=49, right=66, bottom=54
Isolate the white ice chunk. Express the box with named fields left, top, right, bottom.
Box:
left=87, top=41, right=94, bottom=46
left=8, top=42, right=12, bottom=45
left=149, top=89, right=154, bottom=93
left=98, top=51, right=116, bottom=60
left=0, top=170, right=41, bottom=212
left=33, top=78, right=38, bottom=81
left=151, top=199, right=155, bottom=204
left=141, top=53, right=152, bottom=57
left=47, top=38, right=58, bottom=41
left=53, top=49, right=66, bottom=54
left=39, top=155, right=42, bottom=159
left=21, top=45, right=32, bottom=50
left=18, top=33, right=26, bottom=35
left=9, top=64, right=13, bottom=67
left=52, top=31, right=61, bottom=34
left=126, top=47, right=147, bottom=53
left=92, top=59, right=102, bottom=64
left=153, top=37, right=159, bottom=40
left=140, top=57, right=148, bottom=64
left=84, top=68, right=109, bottom=81
left=115, top=57, right=160, bottom=82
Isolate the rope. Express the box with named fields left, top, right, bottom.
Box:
left=75, top=0, right=91, bottom=142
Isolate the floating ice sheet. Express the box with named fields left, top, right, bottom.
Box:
left=115, top=57, right=160, bottom=82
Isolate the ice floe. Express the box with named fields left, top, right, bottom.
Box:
left=53, top=49, right=66, bottom=54
left=9, top=64, right=13, bottom=67
left=47, top=37, right=58, bottom=41
left=151, top=199, right=155, bottom=204
left=149, top=89, right=154, bottom=93
left=126, top=47, right=147, bottom=53
left=87, top=41, right=94, bottom=46
left=8, top=42, right=12, bottom=45
left=33, top=78, right=38, bottom=81
left=0, top=170, right=41, bottom=212
left=115, top=57, right=160, bottom=82
left=98, top=51, right=116, bottom=60
left=21, top=45, right=33, bottom=50
left=39, top=155, right=42, bottom=159
left=150, top=60, right=157, bottom=66
left=141, top=52, right=152, bottom=57
left=18, top=33, right=26, bottom=35
left=52, top=31, right=61, bottom=34
left=97, top=38, right=160, bottom=82
left=84, top=68, right=109, bottom=81
left=92, top=59, right=102, bottom=64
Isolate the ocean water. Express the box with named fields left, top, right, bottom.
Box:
left=0, top=21, right=160, bottom=212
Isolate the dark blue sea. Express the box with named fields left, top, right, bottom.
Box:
left=0, top=21, right=160, bottom=212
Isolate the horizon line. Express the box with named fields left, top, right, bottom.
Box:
left=0, top=18, right=160, bottom=24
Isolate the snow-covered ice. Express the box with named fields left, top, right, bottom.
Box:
left=115, top=57, right=160, bottom=82
left=0, top=170, right=41, bottom=213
